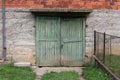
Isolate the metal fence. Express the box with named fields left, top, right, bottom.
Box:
left=94, top=31, right=120, bottom=78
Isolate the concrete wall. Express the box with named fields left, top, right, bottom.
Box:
left=0, top=8, right=120, bottom=65
left=86, top=9, right=120, bottom=57
left=0, top=9, right=36, bottom=64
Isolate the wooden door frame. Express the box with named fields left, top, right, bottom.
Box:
left=32, top=8, right=92, bottom=66
left=30, top=8, right=92, bottom=17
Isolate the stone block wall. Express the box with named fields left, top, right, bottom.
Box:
left=0, top=9, right=36, bottom=64
left=1, top=8, right=120, bottom=65
left=86, top=9, right=120, bottom=57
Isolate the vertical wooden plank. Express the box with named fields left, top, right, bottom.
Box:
left=36, top=17, right=60, bottom=66
left=61, top=18, right=85, bottom=66
left=82, top=18, right=86, bottom=62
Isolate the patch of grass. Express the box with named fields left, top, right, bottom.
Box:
left=41, top=71, right=80, bottom=80
left=97, top=54, right=120, bottom=77
left=83, top=64, right=112, bottom=80
left=105, top=55, right=120, bottom=77
left=0, top=64, right=36, bottom=80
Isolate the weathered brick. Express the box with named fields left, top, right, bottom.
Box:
left=116, top=2, right=120, bottom=5
left=0, top=0, right=119, bottom=9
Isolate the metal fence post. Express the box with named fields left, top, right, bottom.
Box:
left=103, top=32, right=106, bottom=63
left=2, top=0, right=6, bottom=60
left=94, top=30, right=96, bottom=56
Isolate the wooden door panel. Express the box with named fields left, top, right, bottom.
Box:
left=36, top=17, right=85, bottom=66
left=61, top=18, right=84, bottom=66
left=36, top=17, right=60, bottom=66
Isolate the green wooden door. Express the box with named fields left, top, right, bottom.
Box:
left=36, top=17, right=61, bottom=66
left=36, top=17, right=85, bottom=66
left=61, top=18, right=85, bottom=66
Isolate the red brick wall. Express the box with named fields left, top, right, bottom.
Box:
left=0, top=0, right=120, bottom=9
